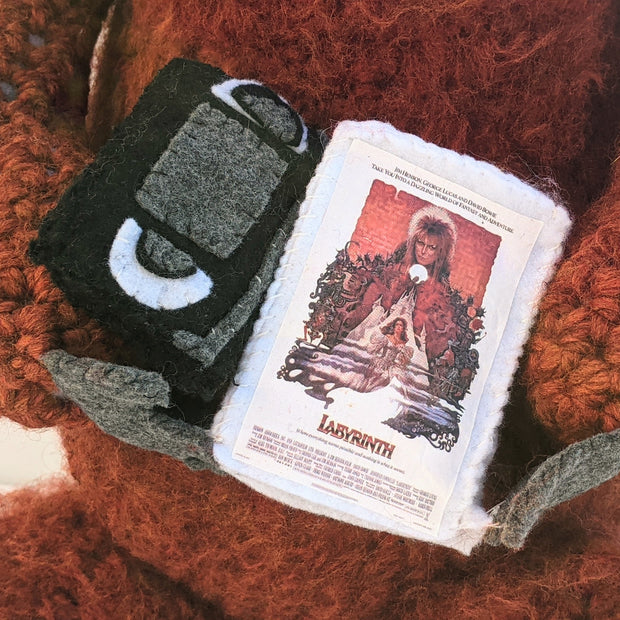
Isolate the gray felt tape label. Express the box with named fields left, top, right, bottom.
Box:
left=136, top=102, right=288, bottom=259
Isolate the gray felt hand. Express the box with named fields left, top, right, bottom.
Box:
left=42, top=350, right=221, bottom=471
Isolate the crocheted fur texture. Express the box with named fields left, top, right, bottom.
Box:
left=59, top=423, right=620, bottom=619
left=92, top=0, right=620, bottom=214
left=526, top=160, right=620, bottom=444
left=0, top=0, right=123, bottom=429
left=1, top=0, right=619, bottom=617
left=0, top=484, right=228, bottom=618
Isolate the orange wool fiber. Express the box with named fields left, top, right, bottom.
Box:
left=59, top=422, right=620, bottom=619
left=0, top=0, right=619, bottom=617
left=526, top=159, right=620, bottom=444
left=0, top=485, right=228, bottom=619
left=92, top=0, right=620, bottom=215
left=0, top=0, right=120, bottom=429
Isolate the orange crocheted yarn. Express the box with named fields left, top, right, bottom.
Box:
left=0, top=483, right=228, bottom=618
left=0, top=0, right=119, bottom=429
left=0, top=0, right=619, bottom=618
left=58, top=420, right=620, bottom=619
left=92, top=0, right=619, bottom=216
left=526, top=159, right=620, bottom=444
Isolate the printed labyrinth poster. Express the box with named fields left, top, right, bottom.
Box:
left=232, top=140, right=543, bottom=535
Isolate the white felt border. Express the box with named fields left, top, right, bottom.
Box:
left=213, top=121, right=570, bottom=554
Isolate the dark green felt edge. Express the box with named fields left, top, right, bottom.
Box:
left=30, top=59, right=324, bottom=421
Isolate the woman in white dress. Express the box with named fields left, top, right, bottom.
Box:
left=360, top=317, right=413, bottom=391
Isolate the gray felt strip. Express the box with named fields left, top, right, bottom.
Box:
left=136, top=101, right=288, bottom=259
left=485, top=428, right=620, bottom=548
left=172, top=200, right=300, bottom=368
left=42, top=350, right=221, bottom=472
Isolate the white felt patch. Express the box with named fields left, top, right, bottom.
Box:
left=213, top=121, right=570, bottom=554
left=109, top=218, right=213, bottom=310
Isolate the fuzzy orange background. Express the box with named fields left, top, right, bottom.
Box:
left=0, top=0, right=618, bottom=618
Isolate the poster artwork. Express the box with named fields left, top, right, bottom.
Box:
left=277, top=180, right=501, bottom=452
left=224, top=136, right=546, bottom=538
